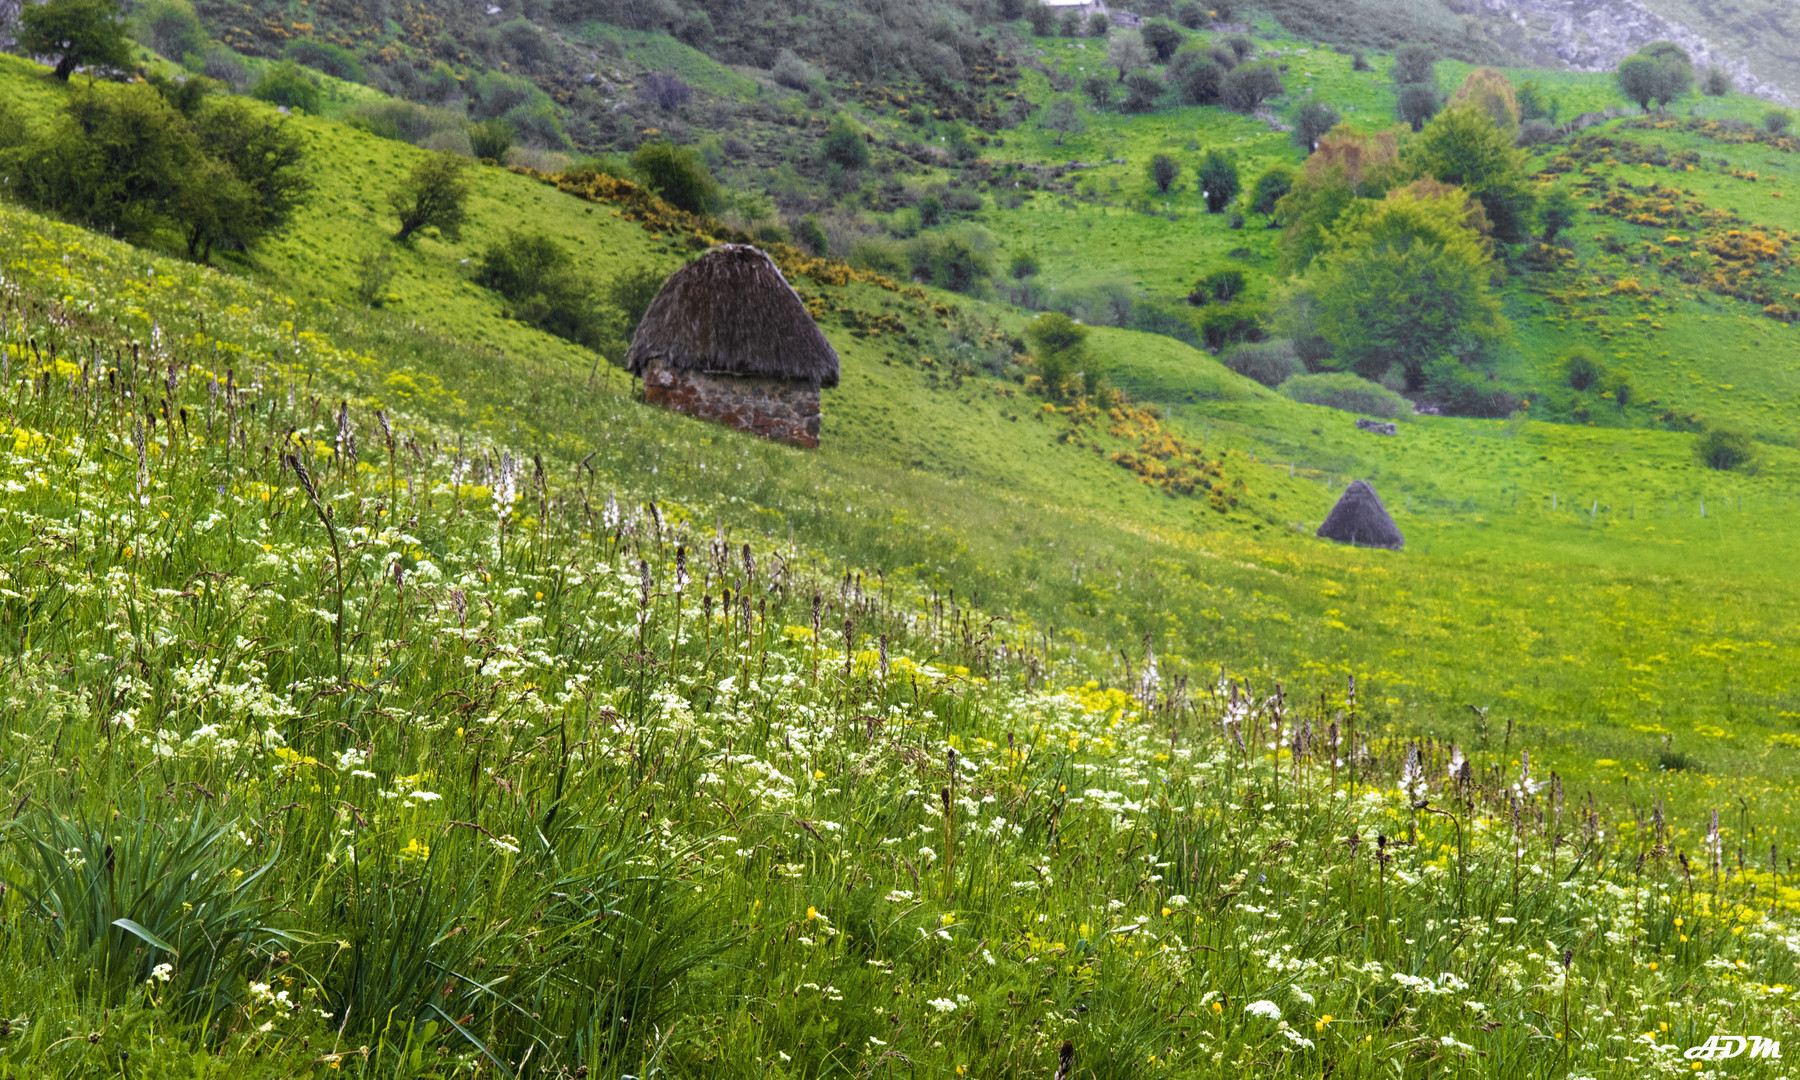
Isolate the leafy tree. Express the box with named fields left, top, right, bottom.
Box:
left=1515, top=78, right=1554, bottom=121
left=1276, top=128, right=1404, bottom=272
left=1392, top=44, right=1436, bottom=86
left=1249, top=165, right=1295, bottom=223
left=1041, top=96, right=1086, bottom=146
left=1025, top=5, right=1056, bottom=35
left=250, top=61, right=322, bottom=115
left=1220, top=63, right=1281, bottom=113
left=1198, top=149, right=1239, bottom=213
left=1082, top=73, right=1114, bottom=110
left=1538, top=183, right=1577, bottom=242
left=19, top=0, right=135, bottom=81
left=1086, top=12, right=1109, bottom=38
left=1148, top=153, right=1180, bottom=194
left=180, top=98, right=310, bottom=260
left=1291, top=100, right=1339, bottom=150
left=1140, top=20, right=1184, bottom=63
left=1617, top=43, right=1692, bottom=113
left=1024, top=311, right=1089, bottom=399
left=1121, top=71, right=1162, bottom=113
left=1169, top=52, right=1222, bottom=106
left=1407, top=102, right=1537, bottom=244
left=1174, top=1, right=1208, bottom=29
left=1449, top=68, right=1520, bottom=136
left=469, top=118, right=515, bottom=161
left=1108, top=30, right=1148, bottom=81
left=1396, top=82, right=1439, bottom=132
left=821, top=114, right=869, bottom=169
left=630, top=140, right=717, bottom=214
left=7, top=84, right=198, bottom=238
left=1295, top=181, right=1509, bottom=389
left=1700, top=66, right=1732, bottom=96
left=1223, top=34, right=1254, bottom=62
left=389, top=151, right=471, bottom=242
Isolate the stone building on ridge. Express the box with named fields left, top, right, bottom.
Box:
left=626, top=244, right=840, bottom=449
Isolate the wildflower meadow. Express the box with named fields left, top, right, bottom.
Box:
left=0, top=195, right=1798, bottom=1080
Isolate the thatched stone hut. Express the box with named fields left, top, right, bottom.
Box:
left=626, top=245, right=840, bottom=449
left=1317, top=480, right=1404, bottom=550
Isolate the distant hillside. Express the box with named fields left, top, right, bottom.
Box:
left=1470, top=0, right=1796, bottom=104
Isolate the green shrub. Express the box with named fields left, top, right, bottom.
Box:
left=1278, top=372, right=1411, bottom=418
left=1421, top=356, right=1521, bottom=417
left=353, top=248, right=396, bottom=307
left=283, top=38, right=364, bottom=83
left=1009, top=250, right=1041, bottom=279
left=1694, top=428, right=1760, bottom=472
left=469, top=118, right=515, bottom=161
left=1563, top=348, right=1604, bottom=391
left=1189, top=267, right=1245, bottom=303
left=345, top=99, right=465, bottom=145
left=1764, top=109, right=1792, bottom=135
left=1026, top=311, right=1090, bottom=398
left=1169, top=52, right=1223, bottom=106
left=250, top=61, right=322, bottom=115
left=133, top=0, right=207, bottom=61
left=1291, top=101, right=1339, bottom=150
left=388, top=151, right=470, bottom=242
left=821, top=114, right=870, bottom=169
left=1223, top=340, right=1302, bottom=388
left=849, top=236, right=908, bottom=278
left=476, top=230, right=609, bottom=348
left=1221, top=62, right=1282, bottom=112
left=630, top=141, right=717, bottom=214
left=1148, top=153, right=1180, bottom=194
left=604, top=265, right=668, bottom=342
left=908, top=230, right=991, bottom=294
left=1198, top=150, right=1239, bottom=213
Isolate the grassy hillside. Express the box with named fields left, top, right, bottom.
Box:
left=7, top=176, right=1800, bottom=1080
left=7, top=23, right=1800, bottom=1075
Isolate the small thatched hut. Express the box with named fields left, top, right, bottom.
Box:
left=626, top=245, right=840, bottom=449
left=1317, top=480, right=1404, bottom=550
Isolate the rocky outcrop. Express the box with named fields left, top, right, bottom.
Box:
left=1473, top=0, right=1791, bottom=104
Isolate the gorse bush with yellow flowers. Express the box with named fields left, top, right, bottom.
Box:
left=3, top=187, right=1800, bottom=1080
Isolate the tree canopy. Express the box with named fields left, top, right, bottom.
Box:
left=1617, top=42, right=1693, bottom=113
left=1294, top=180, right=1509, bottom=389
left=1406, top=102, right=1537, bottom=244
left=19, top=0, right=135, bottom=80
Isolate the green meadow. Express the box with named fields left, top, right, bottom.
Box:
left=4, top=16, right=1800, bottom=1076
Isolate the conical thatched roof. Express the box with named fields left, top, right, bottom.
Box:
left=1317, top=480, right=1404, bottom=550
left=626, top=244, right=840, bottom=389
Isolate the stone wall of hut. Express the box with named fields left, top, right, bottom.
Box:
left=642, top=365, right=823, bottom=449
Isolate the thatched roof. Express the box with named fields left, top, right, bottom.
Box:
left=1317, top=480, right=1404, bottom=550
left=626, top=245, right=840, bottom=389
